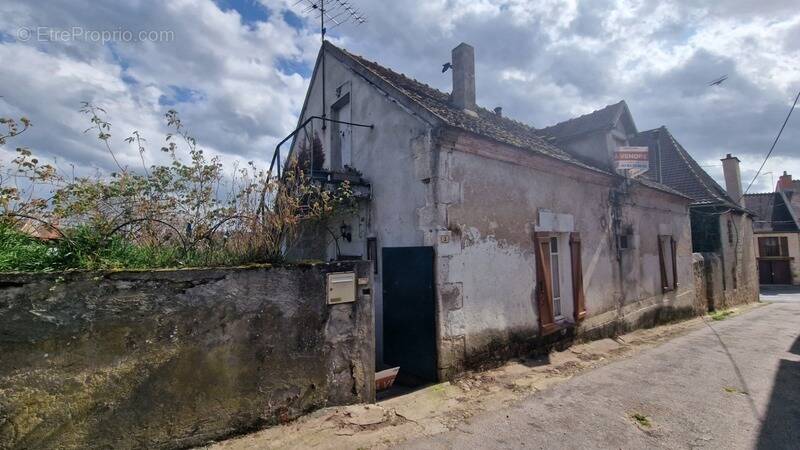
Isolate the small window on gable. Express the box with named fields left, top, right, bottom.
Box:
left=366, top=237, right=378, bottom=275
left=727, top=219, right=734, bottom=244
left=658, top=235, right=678, bottom=292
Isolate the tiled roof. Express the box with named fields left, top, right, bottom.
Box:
left=539, top=101, right=629, bottom=141
left=327, top=43, right=606, bottom=174
left=326, top=43, right=686, bottom=199
left=744, top=192, right=800, bottom=232
left=630, top=127, right=742, bottom=210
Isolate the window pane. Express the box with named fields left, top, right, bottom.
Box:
left=552, top=254, right=561, bottom=316
left=764, top=237, right=780, bottom=257
left=550, top=236, right=558, bottom=253
left=551, top=254, right=560, bottom=299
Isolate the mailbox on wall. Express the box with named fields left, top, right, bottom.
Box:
left=327, top=272, right=356, bottom=305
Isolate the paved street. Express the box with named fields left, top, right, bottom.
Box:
left=397, top=297, right=800, bottom=450
left=760, top=286, right=800, bottom=303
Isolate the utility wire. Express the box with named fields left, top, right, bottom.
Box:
left=741, top=88, right=800, bottom=199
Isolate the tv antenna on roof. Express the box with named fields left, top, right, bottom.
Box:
left=293, top=0, right=367, bottom=34
left=292, top=0, right=366, bottom=129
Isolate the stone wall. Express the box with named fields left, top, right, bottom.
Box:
left=693, top=253, right=713, bottom=313
left=693, top=252, right=755, bottom=311
left=0, top=262, right=374, bottom=450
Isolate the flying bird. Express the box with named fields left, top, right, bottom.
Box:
left=442, top=62, right=453, bottom=73
left=708, top=75, right=728, bottom=87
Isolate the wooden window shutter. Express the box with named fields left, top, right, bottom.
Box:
left=534, top=233, right=557, bottom=335
left=658, top=236, right=668, bottom=292
left=569, top=232, right=586, bottom=322
left=780, top=236, right=789, bottom=257
left=671, top=237, right=678, bottom=288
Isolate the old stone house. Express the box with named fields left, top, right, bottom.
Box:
left=288, top=41, right=696, bottom=382
left=745, top=172, right=800, bottom=285
left=541, top=103, right=759, bottom=310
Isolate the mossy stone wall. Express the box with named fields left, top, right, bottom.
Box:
left=0, top=262, right=374, bottom=449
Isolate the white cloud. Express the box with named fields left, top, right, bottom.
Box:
left=0, top=0, right=798, bottom=196
left=0, top=0, right=317, bottom=176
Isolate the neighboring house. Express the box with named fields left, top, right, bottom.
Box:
left=287, top=41, right=695, bottom=382
left=538, top=100, right=638, bottom=172
left=744, top=172, right=800, bottom=285
left=541, top=104, right=759, bottom=310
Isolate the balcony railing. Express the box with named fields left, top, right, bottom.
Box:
left=266, top=115, right=373, bottom=184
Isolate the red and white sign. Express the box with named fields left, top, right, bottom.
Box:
left=614, top=146, right=649, bottom=177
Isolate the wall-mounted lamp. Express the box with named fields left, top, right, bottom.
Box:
left=340, top=222, right=352, bottom=242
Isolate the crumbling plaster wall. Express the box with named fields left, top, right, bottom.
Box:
left=289, top=50, right=436, bottom=364
left=611, top=184, right=696, bottom=324
left=0, top=262, right=373, bottom=450
left=429, top=131, right=694, bottom=377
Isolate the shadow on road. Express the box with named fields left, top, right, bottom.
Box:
left=703, top=318, right=760, bottom=421
left=756, top=335, right=800, bottom=450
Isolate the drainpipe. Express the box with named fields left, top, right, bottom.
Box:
left=610, top=177, right=629, bottom=329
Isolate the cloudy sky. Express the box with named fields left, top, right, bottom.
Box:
left=0, top=0, right=798, bottom=193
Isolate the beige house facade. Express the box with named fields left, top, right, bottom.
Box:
left=745, top=172, right=800, bottom=285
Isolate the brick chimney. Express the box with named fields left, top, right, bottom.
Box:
left=451, top=43, right=476, bottom=115
left=721, top=153, right=744, bottom=206
left=777, top=171, right=793, bottom=192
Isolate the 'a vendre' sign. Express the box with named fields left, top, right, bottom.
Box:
left=614, top=146, right=649, bottom=177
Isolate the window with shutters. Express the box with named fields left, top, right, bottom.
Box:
left=658, top=235, right=678, bottom=292
left=535, top=231, right=587, bottom=335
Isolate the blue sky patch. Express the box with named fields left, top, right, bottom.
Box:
left=107, top=44, right=131, bottom=71
left=215, top=0, right=271, bottom=28
left=283, top=10, right=305, bottom=29
left=121, top=74, right=138, bottom=86
left=159, top=86, right=206, bottom=106
left=277, top=57, right=312, bottom=78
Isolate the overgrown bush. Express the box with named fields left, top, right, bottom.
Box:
left=0, top=104, right=355, bottom=272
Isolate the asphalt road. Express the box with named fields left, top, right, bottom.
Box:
left=396, top=297, right=800, bottom=450
left=760, top=286, right=800, bottom=303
